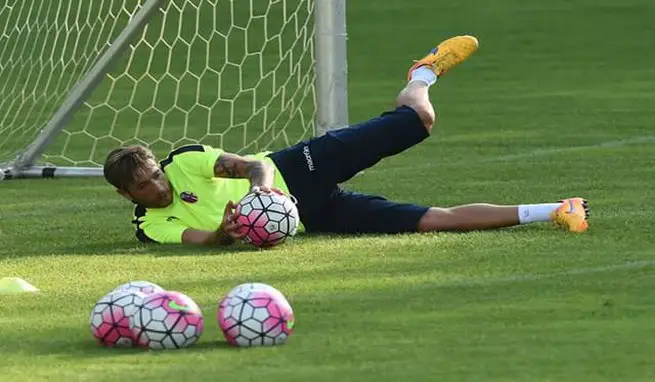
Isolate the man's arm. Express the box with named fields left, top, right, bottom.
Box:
left=182, top=229, right=235, bottom=246
left=181, top=200, right=245, bottom=246
left=213, top=152, right=274, bottom=190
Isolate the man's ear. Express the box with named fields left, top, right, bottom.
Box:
left=116, top=188, right=133, bottom=202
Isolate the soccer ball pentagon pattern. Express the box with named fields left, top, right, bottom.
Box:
left=236, top=192, right=299, bottom=248
left=217, top=282, right=295, bottom=347
left=220, top=282, right=292, bottom=311
left=112, top=280, right=164, bottom=295
left=130, top=291, right=204, bottom=350
left=89, top=289, right=146, bottom=347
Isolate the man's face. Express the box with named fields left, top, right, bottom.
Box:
left=118, top=159, right=173, bottom=208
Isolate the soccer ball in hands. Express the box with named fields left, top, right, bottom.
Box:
left=112, top=280, right=164, bottom=295
left=89, top=289, right=146, bottom=347
left=235, top=192, right=299, bottom=248
left=217, top=282, right=295, bottom=347
left=130, top=291, right=204, bottom=350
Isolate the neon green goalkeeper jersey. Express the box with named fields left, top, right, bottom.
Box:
left=133, top=144, right=291, bottom=244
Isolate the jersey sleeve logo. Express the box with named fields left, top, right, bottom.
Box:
left=180, top=191, right=198, bottom=203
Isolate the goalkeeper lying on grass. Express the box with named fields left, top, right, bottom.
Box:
left=102, top=35, right=589, bottom=246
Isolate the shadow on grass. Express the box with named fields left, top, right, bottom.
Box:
left=57, top=234, right=323, bottom=258
left=191, top=340, right=235, bottom=351
left=21, top=337, right=236, bottom=358
left=2, top=231, right=357, bottom=260
left=1, top=226, right=556, bottom=264
left=0, top=239, right=267, bottom=260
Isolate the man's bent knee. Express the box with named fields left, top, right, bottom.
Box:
left=395, top=97, right=436, bottom=133
left=408, top=104, right=436, bottom=133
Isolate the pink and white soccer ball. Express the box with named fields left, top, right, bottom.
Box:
left=235, top=192, right=299, bottom=248
left=130, top=291, right=204, bottom=350
left=220, top=282, right=292, bottom=310
left=112, top=280, right=164, bottom=295
left=217, top=282, right=295, bottom=347
left=89, top=289, right=146, bottom=347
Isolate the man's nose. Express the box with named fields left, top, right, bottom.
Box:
left=155, top=182, right=166, bottom=193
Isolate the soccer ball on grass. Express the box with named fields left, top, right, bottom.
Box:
left=112, top=280, right=164, bottom=295
left=130, top=291, right=204, bottom=350
left=89, top=289, right=146, bottom=347
left=217, top=282, right=295, bottom=347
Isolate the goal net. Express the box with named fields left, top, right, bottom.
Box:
left=0, top=0, right=347, bottom=178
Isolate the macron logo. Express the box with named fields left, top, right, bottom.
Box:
left=302, top=146, right=315, bottom=172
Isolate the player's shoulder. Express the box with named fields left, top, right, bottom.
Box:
left=158, top=144, right=224, bottom=176
left=159, top=144, right=211, bottom=167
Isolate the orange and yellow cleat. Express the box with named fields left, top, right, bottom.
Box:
left=551, top=197, right=590, bottom=233
left=407, top=35, right=479, bottom=80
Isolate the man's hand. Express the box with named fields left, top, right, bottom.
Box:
left=218, top=200, right=247, bottom=240
left=250, top=185, right=285, bottom=196
left=181, top=201, right=246, bottom=246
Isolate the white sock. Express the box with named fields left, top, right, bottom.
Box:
left=518, top=203, right=562, bottom=224
left=409, top=66, right=437, bottom=86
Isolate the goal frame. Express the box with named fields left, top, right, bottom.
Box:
left=0, top=0, right=348, bottom=180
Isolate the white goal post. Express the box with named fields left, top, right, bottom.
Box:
left=0, top=0, right=348, bottom=180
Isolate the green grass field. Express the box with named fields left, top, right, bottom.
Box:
left=2, top=0, right=655, bottom=380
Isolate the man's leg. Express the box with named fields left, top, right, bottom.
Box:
left=418, top=198, right=589, bottom=233
left=270, top=35, right=479, bottom=190
left=309, top=192, right=589, bottom=235
left=311, top=35, right=480, bottom=186
left=395, top=73, right=435, bottom=134
left=399, top=34, right=481, bottom=132
left=309, top=191, right=589, bottom=235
